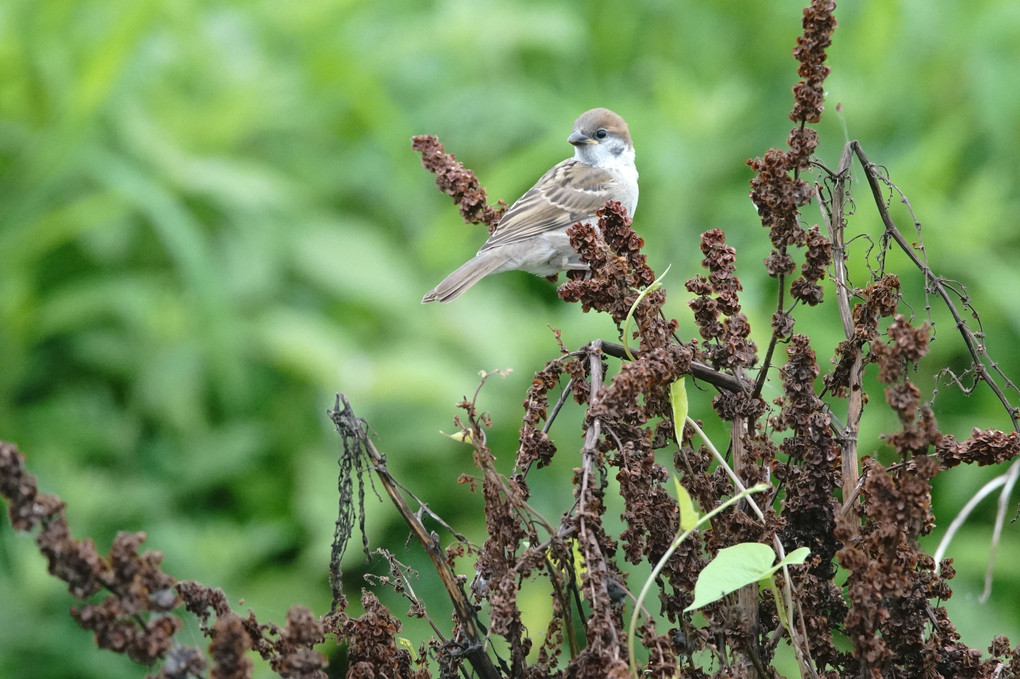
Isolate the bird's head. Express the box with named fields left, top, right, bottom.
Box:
left=567, top=108, right=634, bottom=166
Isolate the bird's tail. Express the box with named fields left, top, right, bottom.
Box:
left=422, top=253, right=504, bottom=303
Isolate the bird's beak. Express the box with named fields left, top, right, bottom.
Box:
left=568, top=130, right=598, bottom=146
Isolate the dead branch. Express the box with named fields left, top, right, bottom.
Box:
left=328, top=394, right=501, bottom=679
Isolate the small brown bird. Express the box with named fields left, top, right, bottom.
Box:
left=422, top=108, right=638, bottom=303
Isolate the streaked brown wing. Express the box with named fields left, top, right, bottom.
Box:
left=479, top=159, right=615, bottom=251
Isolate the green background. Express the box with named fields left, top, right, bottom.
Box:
left=2, top=1, right=1019, bottom=676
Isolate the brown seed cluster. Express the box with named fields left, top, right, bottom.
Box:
left=1, top=441, right=181, bottom=666
left=339, top=592, right=425, bottom=679
left=791, top=0, right=837, bottom=126
left=749, top=0, right=837, bottom=313
left=686, top=228, right=758, bottom=372
left=558, top=201, right=678, bottom=351
left=836, top=456, right=964, bottom=679
left=872, top=310, right=936, bottom=458
left=937, top=428, right=1020, bottom=468
left=826, top=273, right=902, bottom=396
left=772, top=335, right=841, bottom=563
left=592, top=344, right=694, bottom=425
left=516, top=357, right=568, bottom=481
left=411, top=134, right=506, bottom=233
left=0, top=440, right=352, bottom=678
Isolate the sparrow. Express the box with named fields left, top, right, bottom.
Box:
left=422, top=107, right=638, bottom=303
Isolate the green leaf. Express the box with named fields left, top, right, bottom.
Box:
left=570, top=538, right=586, bottom=586
left=398, top=637, right=417, bottom=661
left=672, top=476, right=699, bottom=531
left=670, top=376, right=688, bottom=444
left=668, top=379, right=699, bottom=530
left=775, top=546, right=811, bottom=570
left=440, top=430, right=474, bottom=444
left=685, top=543, right=811, bottom=612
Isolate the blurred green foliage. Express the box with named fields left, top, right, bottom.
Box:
left=2, top=0, right=1019, bottom=676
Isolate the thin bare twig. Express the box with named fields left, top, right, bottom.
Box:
left=543, top=377, right=575, bottom=435
left=754, top=271, right=785, bottom=400
left=600, top=341, right=748, bottom=394
left=851, top=141, right=1020, bottom=431
left=329, top=394, right=501, bottom=679
left=818, top=142, right=863, bottom=522
left=576, top=340, right=623, bottom=657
